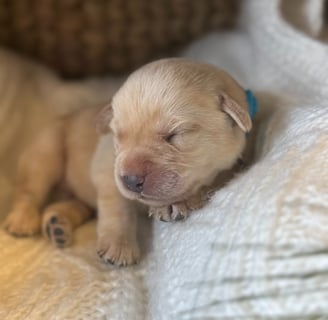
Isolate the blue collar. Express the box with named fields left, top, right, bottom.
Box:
left=245, top=89, right=258, bottom=119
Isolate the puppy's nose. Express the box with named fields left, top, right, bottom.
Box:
left=122, top=175, right=145, bottom=193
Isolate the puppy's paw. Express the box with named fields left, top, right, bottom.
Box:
left=149, top=202, right=189, bottom=222
left=97, top=234, right=140, bottom=267
left=3, top=206, right=41, bottom=236
left=42, top=211, right=73, bottom=248
left=149, top=188, right=213, bottom=222
left=184, top=187, right=213, bottom=211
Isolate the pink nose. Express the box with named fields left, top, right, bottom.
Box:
left=121, top=175, right=145, bottom=193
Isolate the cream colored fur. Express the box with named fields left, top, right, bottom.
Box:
left=3, top=58, right=257, bottom=266
left=0, top=49, right=120, bottom=218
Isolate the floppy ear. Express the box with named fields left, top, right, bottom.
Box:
left=219, top=92, right=252, bottom=132
left=95, top=102, right=113, bottom=134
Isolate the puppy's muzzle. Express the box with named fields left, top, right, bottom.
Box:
left=121, top=175, right=145, bottom=193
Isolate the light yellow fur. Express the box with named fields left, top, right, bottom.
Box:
left=3, top=58, right=255, bottom=266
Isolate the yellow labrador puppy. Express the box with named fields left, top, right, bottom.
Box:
left=3, top=58, right=257, bottom=266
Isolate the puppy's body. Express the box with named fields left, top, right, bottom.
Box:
left=4, top=58, right=258, bottom=266
left=64, top=107, right=99, bottom=207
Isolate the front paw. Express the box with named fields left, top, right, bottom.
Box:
left=149, top=202, right=189, bottom=222
left=149, top=188, right=212, bottom=222
left=3, top=206, right=41, bottom=236
left=97, top=234, right=140, bottom=267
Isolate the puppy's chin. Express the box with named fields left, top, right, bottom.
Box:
left=136, top=195, right=175, bottom=207
left=116, top=185, right=182, bottom=207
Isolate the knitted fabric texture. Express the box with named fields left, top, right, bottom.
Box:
left=0, top=0, right=238, bottom=77
left=1, top=0, right=328, bottom=319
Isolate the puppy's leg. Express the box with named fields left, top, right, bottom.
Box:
left=42, top=200, right=94, bottom=248
left=3, top=125, right=64, bottom=236
left=92, top=137, right=140, bottom=266
left=96, top=190, right=140, bottom=266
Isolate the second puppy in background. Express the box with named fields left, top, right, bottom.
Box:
left=3, top=58, right=258, bottom=266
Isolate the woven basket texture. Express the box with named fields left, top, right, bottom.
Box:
left=0, top=0, right=239, bottom=77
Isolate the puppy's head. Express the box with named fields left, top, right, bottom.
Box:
left=97, top=58, right=252, bottom=206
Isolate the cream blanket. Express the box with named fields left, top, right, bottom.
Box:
left=1, top=0, right=328, bottom=319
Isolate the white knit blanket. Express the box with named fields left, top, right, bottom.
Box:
left=1, top=1, right=328, bottom=319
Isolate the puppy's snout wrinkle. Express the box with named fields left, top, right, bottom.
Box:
left=122, top=175, right=145, bottom=193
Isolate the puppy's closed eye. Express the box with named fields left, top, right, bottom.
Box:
left=163, top=132, right=178, bottom=144
left=162, top=125, right=199, bottom=147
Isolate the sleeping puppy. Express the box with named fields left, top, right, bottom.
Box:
left=101, top=58, right=257, bottom=220
left=3, top=58, right=257, bottom=266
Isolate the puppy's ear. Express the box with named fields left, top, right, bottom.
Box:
left=95, top=102, right=113, bottom=134
left=219, top=92, right=252, bottom=132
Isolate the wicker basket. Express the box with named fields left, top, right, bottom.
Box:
left=0, top=0, right=239, bottom=77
